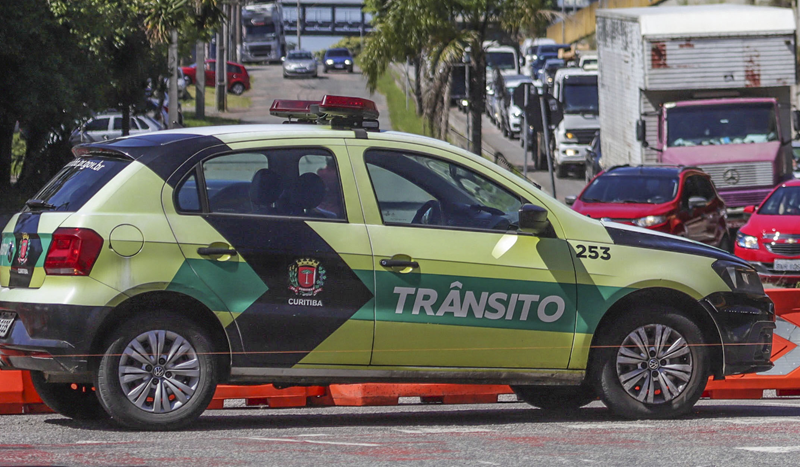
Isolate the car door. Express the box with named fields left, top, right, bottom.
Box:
left=162, top=142, right=374, bottom=370
left=348, top=142, right=577, bottom=369
left=205, top=61, right=216, bottom=85
left=680, top=175, right=718, bottom=243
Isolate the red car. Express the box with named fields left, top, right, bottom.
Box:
left=735, top=179, right=800, bottom=285
left=568, top=165, right=730, bottom=249
left=181, top=60, right=251, bottom=95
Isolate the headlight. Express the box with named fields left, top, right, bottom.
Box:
left=532, top=54, right=538, bottom=61
left=345, top=59, right=352, bottom=65
left=512, top=110, right=522, bottom=118
left=565, top=149, right=577, bottom=156
left=326, top=59, right=334, bottom=65
left=565, top=132, right=575, bottom=141
left=460, top=99, right=469, bottom=107
left=736, top=231, right=759, bottom=249
left=712, top=260, right=764, bottom=294
left=634, top=215, right=666, bottom=227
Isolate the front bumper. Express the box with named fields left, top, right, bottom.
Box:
left=0, top=301, right=111, bottom=379
left=284, top=68, right=317, bottom=76
left=555, top=143, right=589, bottom=164
left=701, top=291, right=775, bottom=376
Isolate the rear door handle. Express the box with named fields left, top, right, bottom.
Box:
left=380, top=259, right=419, bottom=269
left=197, top=247, right=238, bottom=256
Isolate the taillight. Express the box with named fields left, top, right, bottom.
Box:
left=44, top=228, right=104, bottom=276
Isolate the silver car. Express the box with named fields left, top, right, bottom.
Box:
left=282, top=50, right=318, bottom=78
left=69, top=113, right=163, bottom=146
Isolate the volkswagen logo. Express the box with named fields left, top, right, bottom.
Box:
left=723, top=169, right=740, bottom=185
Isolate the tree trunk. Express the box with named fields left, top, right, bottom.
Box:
left=168, top=29, right=179, bottom=128
left=196, top=42, right=206, bottom=119
left=122, top=104, right=131, bottom=137
left=412, top=55, right=423, bottom=116
left=469, top=56, right=485, bottom=156
left=0, top=121, right=14, bottom=194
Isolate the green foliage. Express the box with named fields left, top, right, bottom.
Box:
left=375, top=71, right=428, bottom=137
left=329, top=37, right=365, bottom=57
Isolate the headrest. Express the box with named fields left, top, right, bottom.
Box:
left=289, top=172, right=326, bottom=210
left=249, top=168, right=283, bottom=206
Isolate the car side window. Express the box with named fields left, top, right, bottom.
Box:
left=364, top=149, right=524, bottom=232
left=695, top=176, right=716, bottom=200
left=85, top=118, right=109, bottom=132
left=227, top=64, right=239, bottom=74
left=182, top=148, right=345, bottom=220
left=207, top=62, right=216, bottom=72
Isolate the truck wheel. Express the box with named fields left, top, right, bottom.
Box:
left=513, top=384, right=596, bottom=412
left=555, top=161, right=568, bottom=178
left=592, top=306, right=710, bottom=420
left=95, top=312, right=218, bottom=431
left=29, top=371, right=109, bottom=420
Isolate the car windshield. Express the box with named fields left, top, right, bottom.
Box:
left=487, top=52, right=516, bottom=70
left=243, top=23, right=276, bottom=41
left=563, top=80, right=598, bottom=114
left=758, top=186, right=800, bottom=215
left=667, top=103, right=778, bottom=147
left=29, top=156, right=131, bottom=212
left=326, top=50, right=351, bottom=57
left=288, top=52, right=313, bottom=60
left=581, top=175, right=679, bottom=204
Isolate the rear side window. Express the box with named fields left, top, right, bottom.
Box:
left=85, top=118, right=109, bottom=132
left=29, top=156, right=131, bottom=212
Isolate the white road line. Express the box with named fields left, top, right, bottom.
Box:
left=245, top=437, right=380, bottom=447
left=726, top=417, right=800, bottom=425
left=737, top=446, right=800, bottom=453
left=477, top=461, right=500, bottom=465
left=566, top=423, right=656, bottom=429
left=394, top=428, right=494, bottom=434
left=295, top=434, right=330, bottom=437
left=74, top=441, right=108, bottom=445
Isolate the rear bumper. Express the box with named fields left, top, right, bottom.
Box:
left=701, top=291, right=775, bottom=376
left=0, top=301, right=112, bottom=376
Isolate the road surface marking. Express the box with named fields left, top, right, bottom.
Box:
left=245, top=437, right=380, bottom=447
left=737, top=446, right=800, bottom=453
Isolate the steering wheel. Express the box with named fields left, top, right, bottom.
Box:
left=411, top=200, right=443, bottom=225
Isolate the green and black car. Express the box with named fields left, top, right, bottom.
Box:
left=0, top=96, right=774, bottom=430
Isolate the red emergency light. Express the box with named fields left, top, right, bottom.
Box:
left=318, top=95, right=379, bottom=120
left=269, top=99, right=321, bottom=119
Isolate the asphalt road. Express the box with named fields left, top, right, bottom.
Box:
left=5, top=399, right=800, bottom=465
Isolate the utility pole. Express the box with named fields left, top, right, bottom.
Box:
left=234, top=1, right=242, bottom=63
left=168, top=29, right=179, bottom=128
left=216, top=10, right=227, bottom=111
left=297, top=1, right=302, bottom=50
left=540, top=92, right=556, bottom=198
left=561, top=0, right=566, bottom=44
left=195, top=0, right=205, bottom=120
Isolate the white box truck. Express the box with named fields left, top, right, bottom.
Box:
left=596, top=4, right=797, bottom=228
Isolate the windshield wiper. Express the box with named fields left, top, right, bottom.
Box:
left=25, top=199, right=56, bottom=210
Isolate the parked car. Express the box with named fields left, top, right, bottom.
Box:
left=735, top=179, right=800, bottom=285
left=282, top=50, right=318, bottom=78
left=567, top=165, right=731, bottom=250
left=585, top=131, right=602, bottom=182
left=792, top=141, right=800, bottom=179
left=69, top=113, right=162, bottom=145
left=538, top=58, right=564, bottom=89
left=322, top=48, right=354, bottom=73
left=498, top=75, right=533, bottom=139
left=181, top=60, right=251, bottom=95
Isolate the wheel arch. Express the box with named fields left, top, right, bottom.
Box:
left=587, top=287, right=724, bottom=380
left=89, top=291, right=232, bottom=382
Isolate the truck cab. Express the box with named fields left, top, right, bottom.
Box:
left=241, top=2, right=286, bottom=63
left=656, top=98, right=792, bottom=228
left=552, top=68, right=599, bottom=178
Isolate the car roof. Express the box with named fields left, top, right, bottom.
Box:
left=73, top=124, right=502, bottom=184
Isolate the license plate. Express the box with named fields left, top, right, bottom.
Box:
left=0, top=312, right=15, bottom=338
left=774, top=259, right=800, bottom=271
left=335, top=64, right=344, bottom=69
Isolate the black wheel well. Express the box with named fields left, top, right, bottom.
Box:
left=587, top=287, right=723, bottom=379
left=89, top=291, right=232, bottom=382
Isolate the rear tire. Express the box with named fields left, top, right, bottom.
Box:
left=95, top=312, right=219, bottom=430
left=513, top=384, right=596, bottom=412
left=230, top=82, right=245, bottom=95
left=30, top=371, right=108, bottom=420
left=592, top=306, right=710, bottom=420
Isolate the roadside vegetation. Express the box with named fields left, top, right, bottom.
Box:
left=374, top=70, right=429, bottom=137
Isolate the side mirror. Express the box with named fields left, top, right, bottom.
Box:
left=793, top=110, right=800, bottom=133
left=564, top=196, right=577, bottom=206
left=636, top=119, right=647, bottom=147
left=688, top=196, right=708, bottom=209
left=743, top=205, right=756, bottom=214
left=518, top=204, right=550, bottom=235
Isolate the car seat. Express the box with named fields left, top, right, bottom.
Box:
left=278, top=172, right=336, bottom=218
left=249, top=168, right=283, bottom=214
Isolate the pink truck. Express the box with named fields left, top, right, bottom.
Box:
left=597, top=5, right=797, bottom=229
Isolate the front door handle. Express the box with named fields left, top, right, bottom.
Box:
left=198, top=247, right=238, bottom=256
left=380, top=259, right=419, bottom=269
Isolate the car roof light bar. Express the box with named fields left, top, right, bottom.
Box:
left=269, top=99, right=321, bottom=120
left=318, top=95, right=380, bottom=120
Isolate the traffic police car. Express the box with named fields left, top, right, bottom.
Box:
left=0, top=95, right=775, bottom=430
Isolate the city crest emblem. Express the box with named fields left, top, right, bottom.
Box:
left=289, top=258, right=325, bottom=296
left=17, top=233, right=30, bottom=266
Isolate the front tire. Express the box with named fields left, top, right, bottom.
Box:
left=95, top=312, right=218, bottom=430
left=513, top=384, right=596, bottom=412
left=230, top=82, right=245, bottom=95
left=592, top=306, right=710, bottom=419
left=30, top=371, right=108, bottom=420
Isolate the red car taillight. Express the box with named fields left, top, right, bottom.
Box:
left=44, top=228, right=104, bottom=276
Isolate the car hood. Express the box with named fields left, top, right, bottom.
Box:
left=575, top=202, right=673, bottom=220
left=285, top=59, right=316, bottom=67
left=602, top=222, right=748, bottom=265
left=741, top=213, right=800, bottom=237
left=662, top=141, right=781, bottom=166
